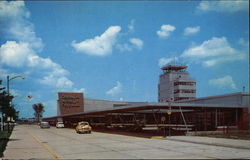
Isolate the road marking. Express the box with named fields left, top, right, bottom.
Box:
left=27, top=132, right=62, bottom=160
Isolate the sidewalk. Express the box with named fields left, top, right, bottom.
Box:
left=3, top=125, right=55, bottom=159
left=167, top=136, right=250, bottom=149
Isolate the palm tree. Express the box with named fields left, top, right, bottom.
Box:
left=32, top=103, right=44, bottom=122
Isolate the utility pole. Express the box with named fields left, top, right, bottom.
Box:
left=0, top=106, right=3, bottom=131
left=167, top=101, right=172, bottom=137
left=7, top=75, right=25, bottom=95
left=7, top=75, right=9, bottom=95
left=5, top=75, right=25, bottom=132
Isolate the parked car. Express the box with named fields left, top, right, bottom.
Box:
left=75, top=121, right=92, bottom=134
left=40, top=121, right=50, bottom=128
left=56, top=122, right=64, bottom=128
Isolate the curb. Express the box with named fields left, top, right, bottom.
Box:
left=167, top=138, right=250, bottom=150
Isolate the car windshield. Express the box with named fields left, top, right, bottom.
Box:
left=80, top=123, right=88, bottom=126
left=58, top=122, right=63, bottom=124
left=41, top=122, right=48, bottom=125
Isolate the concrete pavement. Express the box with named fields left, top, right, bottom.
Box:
left=3, top=125, right=55, bottom=159
left=167, top=136, right=250, bottom=150
left=3, top=125, right=250, bottom=159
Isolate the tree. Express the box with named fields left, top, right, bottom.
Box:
left=0, top=79, right=19, bottom=132
left=0, top=80, right=16, bottom=120
left=32, top=103, right=44, bottom=122
left=4, top=104, right=19, bottom=121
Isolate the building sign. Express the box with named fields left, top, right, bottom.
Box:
left=58, top=92, right=84, bottom=115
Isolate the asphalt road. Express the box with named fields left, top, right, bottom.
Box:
left=4, top=125, right=250, bottom=159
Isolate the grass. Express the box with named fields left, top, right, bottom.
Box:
left=0, top=130, right=12, bottom=157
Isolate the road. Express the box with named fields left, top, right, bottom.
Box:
left=4, top=125, right=250, bottom=159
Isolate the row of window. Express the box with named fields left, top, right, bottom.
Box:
left=174, top=82, right=196, bottom=86
left=158, top=96, right=194, bottom=102
left=174, top=89, right=196, bottom=94
left=175, top=97, right=194, bottom=101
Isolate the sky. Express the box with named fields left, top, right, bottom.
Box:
left=0, top=0, right=249, bottom=118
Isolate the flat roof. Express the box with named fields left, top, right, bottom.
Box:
left=43, top=101, right=245, bottom=120
left=161, top=65, right=187, bottom=71
left=44, top=92, right=250, bottom=120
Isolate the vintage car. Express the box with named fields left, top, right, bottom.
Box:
left=75, top=121, right=92, bottom=134
left=56, top=122, right=64, bottom=128
left=40, top=121, right=50, bottom=128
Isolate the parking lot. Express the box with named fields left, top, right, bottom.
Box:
left=3, top=125, right=250, bottom=159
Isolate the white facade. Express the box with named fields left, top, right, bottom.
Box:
left=158, top=65, right=196, bottom=102
left=84, top=98, right=150, bottom=112
left=84, top=99, right=128, bottom=112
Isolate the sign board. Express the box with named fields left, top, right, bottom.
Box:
left=58, top=92, right=84, bottom=115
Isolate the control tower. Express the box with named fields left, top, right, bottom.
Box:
left=158, top=65, right=196, bottom=102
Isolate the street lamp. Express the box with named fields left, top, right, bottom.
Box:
left=7, top=75, right=25, bottom=95
left=3, top=75, right=25, bottom=132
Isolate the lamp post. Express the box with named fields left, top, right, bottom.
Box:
left=5, top=75, right=25, bottom=132
left=7, top=75, right=25, bottom=95
left=167, top=101, right=172, bottom=137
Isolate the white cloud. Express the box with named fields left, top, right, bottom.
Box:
left=0, top=41, right=34, bottom=67
left=117, top=38, right=144, bottom=52
left=9, top=21, right=43, bottom=50
left=184, top=26, right=200, bottom=36
left=209, top=75, right=237, bottom=90
left=128, top=19, right=135, bottom=32
left=156, top=24, right=176, bottom=39
left=106, top=81, right=122, bottom=96
left=158, top=57, right=178, bottom=67
left=72, top=88, right=86, bottom=93
left=56, top=77, right=74, bottom=89
left=0, top=41, right=71, bottom=90
left=27, top=55, right=68, bottom=76
left=40, top=75, right=73, bottom=89
left=71, top=26, right=121, bottom=56
left=181, top=37, right=245, bottom=67
left=0, top=1, right=79, bottom=91
left=116, top=43, right=133, bottom=52
left=0, top=1, right=29, bottom=19
left=238, top=38, right=249, bottom=47
left=0, top=1, right=42, bottom=51
left=129, top=38, right=143, bottom=50
left=197, top=1, right=249, bottom=13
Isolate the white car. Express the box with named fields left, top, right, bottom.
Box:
left=56, top=122, right=64, bottom=128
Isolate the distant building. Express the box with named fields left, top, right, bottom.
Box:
left=44, top=65, right=250, bottom=132
left=158, top=65, right=196, bottom=102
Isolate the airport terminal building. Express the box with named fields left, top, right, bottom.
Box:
left=44, top=65, right=250, bottom=134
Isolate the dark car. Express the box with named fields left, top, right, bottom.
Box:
left=40, top=121, right=50, bottom=128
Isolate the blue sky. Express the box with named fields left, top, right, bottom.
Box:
left=0, top=0, right=249, bottom=118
